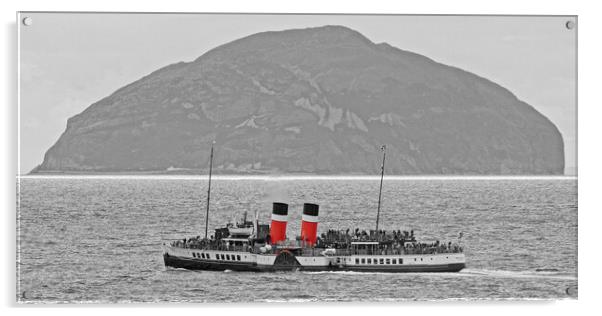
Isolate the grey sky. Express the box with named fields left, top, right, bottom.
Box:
left=19, top=13, right=577, bottom=174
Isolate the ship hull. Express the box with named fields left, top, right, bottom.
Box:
left=163, top=253, right=465, bottom=273
left=164, top=253, right=261, bottom=272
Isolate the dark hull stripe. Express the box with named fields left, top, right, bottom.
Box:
left=163, top=254, right=465, bottom=273
left=345, top=264, right=465, bottom=272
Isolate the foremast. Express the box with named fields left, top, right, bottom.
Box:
left=375, top=145, right=386, bottom=232
left=204, top=141, right=215, bottom=239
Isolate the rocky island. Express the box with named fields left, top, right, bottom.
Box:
left=32, top=25, right=564, bottom=175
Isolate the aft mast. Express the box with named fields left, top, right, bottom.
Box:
left=375, top=145, right=386, bottom=232
left=204, top=141, right=215, bottom=239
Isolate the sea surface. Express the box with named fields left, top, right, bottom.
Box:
left=16, top=176, right=578, bottom=302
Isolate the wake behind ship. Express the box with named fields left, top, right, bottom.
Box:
left=162, top=145, right=466, bottom=272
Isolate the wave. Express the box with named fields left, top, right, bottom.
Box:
left=459, top=268, right=577, bottom=280
left=303, top=270, right=399, bottom=276
left=164, top=267, right=193, bottom=272
left=303, top=269, right=577, bottom=280
left=256, top=298, right=318, bottom=303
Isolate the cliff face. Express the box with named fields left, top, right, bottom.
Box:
left=35, top=25, right=564, bottom=174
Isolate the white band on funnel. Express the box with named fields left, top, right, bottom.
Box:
left=271, top=213, right=288, bottom=222
left=302, top=214, right=319, bottom=223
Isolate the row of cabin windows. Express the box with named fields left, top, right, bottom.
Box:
left=192, top=252, right=242, bottom=262
left=354, top=258, right=405, bottom=265
left=353, top=257, right=444, bottom=265
left=192, top=252, right=211, bottom=259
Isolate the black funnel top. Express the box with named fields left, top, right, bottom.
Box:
left=303, top=203, right=319, bottom=216
left=272, top=202, right=289, bottom=216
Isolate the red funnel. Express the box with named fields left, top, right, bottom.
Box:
left=300, top=203, right=319, bottom=246
left=270, top=202, right=288, bottom=244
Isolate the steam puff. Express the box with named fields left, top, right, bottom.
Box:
left=262, top=181, right=290, bottom=207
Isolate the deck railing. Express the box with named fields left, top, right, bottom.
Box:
left=168, top=239, right=463, bottom=256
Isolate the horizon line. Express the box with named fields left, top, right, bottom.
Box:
left=17, top=174, right=577, bottom=181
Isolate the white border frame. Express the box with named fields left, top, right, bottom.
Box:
left=3, top=0, right=599, bottom=315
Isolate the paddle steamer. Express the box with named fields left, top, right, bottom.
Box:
left=162, top=144, right=465, bottom=272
